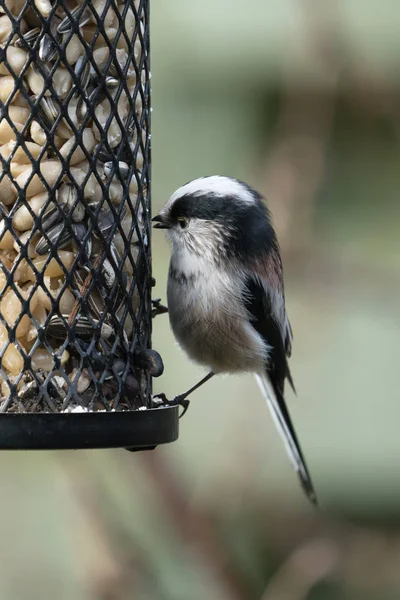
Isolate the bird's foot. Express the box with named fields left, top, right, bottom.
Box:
left=151, top=298, right=169, bottom=319
left=153, top=393, right=190, bottom=418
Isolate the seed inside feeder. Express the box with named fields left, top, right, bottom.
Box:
left=0, top=1, right=148, bottom=412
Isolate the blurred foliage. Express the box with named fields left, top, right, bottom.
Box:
left=0, top=1, right=399, bottom=598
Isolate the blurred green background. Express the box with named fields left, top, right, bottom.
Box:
left=1, top=0, right=400, bottom=598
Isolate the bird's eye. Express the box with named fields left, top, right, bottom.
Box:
left=177, top=217, right=187, bottom=229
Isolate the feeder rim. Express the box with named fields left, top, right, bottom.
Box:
left=0, top=405, right=179, bottom=450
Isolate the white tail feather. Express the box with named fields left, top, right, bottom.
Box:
left=255, top=373, right=316, bottom=503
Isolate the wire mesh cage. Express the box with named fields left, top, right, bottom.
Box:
left=0, top=0, right=179, bottom=448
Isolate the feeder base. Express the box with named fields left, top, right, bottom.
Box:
left=0, top=406, right=179, bottom=450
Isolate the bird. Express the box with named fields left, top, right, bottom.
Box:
left=152, top=175, right=316, bottom=504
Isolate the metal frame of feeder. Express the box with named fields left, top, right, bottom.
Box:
left=0, top=0, right=179, bottom=449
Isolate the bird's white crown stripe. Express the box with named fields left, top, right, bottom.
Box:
left=168, top=176, right=255, bottom=206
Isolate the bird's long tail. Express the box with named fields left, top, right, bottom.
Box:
left=255, top=373, right=317, bottom=505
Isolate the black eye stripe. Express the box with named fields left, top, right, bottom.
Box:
left=170, top=194, right=233, bottom=220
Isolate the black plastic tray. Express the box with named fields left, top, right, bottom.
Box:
left=0, top=406, right=179, bottom=450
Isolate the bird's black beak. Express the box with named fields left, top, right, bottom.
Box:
left=152, top=214, right=171, bottom=229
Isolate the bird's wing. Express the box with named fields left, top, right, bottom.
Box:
left=243, top=271, right=294, bottom=392
left=243, top=271, right=316, bottom=504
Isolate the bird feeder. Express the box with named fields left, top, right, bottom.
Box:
left=0, top=0, right=179, bottom=449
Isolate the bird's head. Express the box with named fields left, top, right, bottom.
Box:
left=152, top=176, right=275, bottom=261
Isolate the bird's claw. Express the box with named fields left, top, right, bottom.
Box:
left=153, top=392, right=190, bottom=418
left=173, top=395, right=190, bottom=418
left=151, top=298, right=168, bottom=319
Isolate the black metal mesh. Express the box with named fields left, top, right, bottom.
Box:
left=0, top=0, right=152, bottom=412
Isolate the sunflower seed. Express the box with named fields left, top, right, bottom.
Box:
left=94, top=145, right=113, bottom=164
left=95, top=208, right=113, bottom=239
left=57, top=181, right=76, bottom=206
left=113, top=358, right=126, bottom=376
left=71, top=269, right=104, bottom=320
left=81, top=251, right=124, bottom=314
left=105, top=76, right=119, bottom=88
left=89, top=84, right=103, bottom=104
left=32, top=61, right=52, bottom=78
left=94, top=205, right=127, bottom=240
left=50, top=15, right=62, bottom=39
left=41, top=204, right=62, bottom=232
left=76, top=96, right=87, bottom=122
left=57, top=182, right=85, bottom=222
left=85, top=347, right=108, bottom=371
left=41, top=192, right=85, bottom=234
left=46, top=314, right=69, bottom=340
left=75, top=316, right=113, bottom=340
left=57, top=6, right=92, bottom=35
left=72, top=222, right=86, bottom=243
left=104, top=358, right=126, bottom=381
left=103, top=161, right=130, bottom=181
left=39, top=33, right=58, bottom=62
left=99, top=257, right=116, bottom=292
left=15, top=28, right=41, bottom=49
left=39, top=97, right=60, bottom=125
left=83, top=235, right=92, bottom=263
left=71, top=222, right=92, bottom=263
left=108, top=240, right=121, bottom=268
left=36, top=222, right=71, bottom=255
left=86, top=287, right=104, bottom=320
left=74, top=55, right=91, bottom=90
left=70, top=267, right=85, bottom=290
left=108, top=62, right=119, bottom=78
left=63, top=93, right=80, bottom=130
left=70, top=199, right=86, bottom=223
left=47, top=314, right=113, bottom=341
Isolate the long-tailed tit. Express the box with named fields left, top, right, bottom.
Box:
left=152, top=176, right=316, bottom=504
